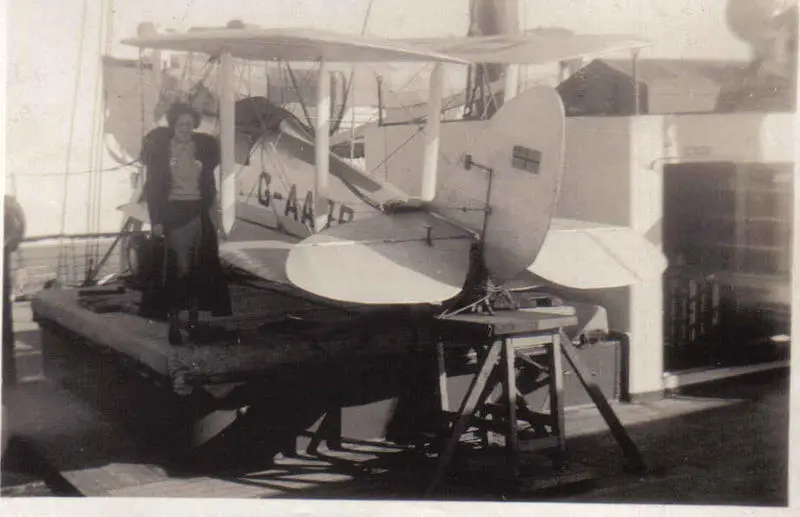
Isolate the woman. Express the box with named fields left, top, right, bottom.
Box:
left=141, top=103, right=232, bottom=344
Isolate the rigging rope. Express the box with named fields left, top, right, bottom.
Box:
left=330, top=0, right=375, bottom=137
left=87, top=0, right=112, bottom=269
left=57, top=0, right=90, bottom=281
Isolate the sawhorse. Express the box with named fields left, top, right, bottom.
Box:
left=426, top=311, right=646, bottom=495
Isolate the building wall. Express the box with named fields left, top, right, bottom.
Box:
left=548, top=116, right=665, bottom=397
left=555, top=112, right=793, bottom=390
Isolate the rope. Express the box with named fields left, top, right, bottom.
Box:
left=57, top=0, right=90, bottom=281
left=93, top=0, right=116, bottom=265
left=331, top=0, right=375, bottom=137
left=11, top=160, right=138, bottom=179
left=87, top=0, right=111, bottom=268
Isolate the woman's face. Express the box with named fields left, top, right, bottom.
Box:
left=174, top=113, right=196, bottom=141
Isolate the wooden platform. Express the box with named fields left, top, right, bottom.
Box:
left=22, top=279, right=652, bottom=499
left=31, top=278, right=429, bottom=392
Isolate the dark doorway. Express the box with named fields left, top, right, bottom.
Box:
left=662, top=162, right=792, bottom=371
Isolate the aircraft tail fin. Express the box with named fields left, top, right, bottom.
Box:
left=431, top=86, right=566, bottom=284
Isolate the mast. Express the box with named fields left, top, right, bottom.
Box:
left=502, top=0, right=522, bottom=103
left=464, top=0, right=509, bottom=119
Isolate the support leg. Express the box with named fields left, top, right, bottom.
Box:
left=502, top=338, right=519, bottom=482
left=558, top=330, right=646, bottom=473
left=307, top=407, right=343, bottom=455
left=307, top=371, right=344, bottom=455
left=548, top=331, right=567, bottom=469
left=436, top=341, right=449, bottom=413
left=426, top=339, right=502, bottom=496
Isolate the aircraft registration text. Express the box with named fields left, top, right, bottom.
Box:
left=257, top=171, right=354, bottom=229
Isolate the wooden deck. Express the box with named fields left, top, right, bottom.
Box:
left=3, top=369, right=760, bottom=500
left=31, top=278, right=428, bottom=391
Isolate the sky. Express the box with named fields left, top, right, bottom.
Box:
left=4, top=0, right=769, bottom=236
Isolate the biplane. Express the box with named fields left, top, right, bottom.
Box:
left=118, top=23, right=667, bottom=309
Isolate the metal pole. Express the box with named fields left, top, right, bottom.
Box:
left=218, top=50, right=236, bottom=236
left=421, top=63, right=444, bottom=202
left=314, top=59, right=331, bottom=232
left=632, top=49, right=641, bottom=115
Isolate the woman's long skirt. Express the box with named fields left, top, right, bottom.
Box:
left=159, top=200, right=232, bottom=317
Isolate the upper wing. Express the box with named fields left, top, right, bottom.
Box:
left=528, top=218, right=668, bottom=289
left=122, top=27, right=470, bottom=64
left=123, top=26, right=648, bottom=66
left=400, top=31, right=650, bottom=65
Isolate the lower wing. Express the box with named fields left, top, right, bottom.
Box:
left=218, top=211, right=475, bottom=306
left=286, top=211, right=476, bottom=305
left=528, top=218, right=668, bottom=289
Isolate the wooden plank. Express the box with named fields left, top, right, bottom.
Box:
left=438, top=311, right=578, bottom=336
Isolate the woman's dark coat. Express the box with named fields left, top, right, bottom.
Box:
left=139, top=126, right=232, bottom=318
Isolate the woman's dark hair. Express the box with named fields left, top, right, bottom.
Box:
left=166, top=103, right=201, bottom=129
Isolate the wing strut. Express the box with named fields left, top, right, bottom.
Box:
left=421, top=62, right=443, bottom=202
left=314, top=59, right=331, bottom=232
left=218, top=49, right=236, bottom=237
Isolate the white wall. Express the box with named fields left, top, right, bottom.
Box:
left=556, top=117, right=634, bottom=226
left=549, top=116, right=666, bottom=396
left=663, top=112, right=796, bottom=163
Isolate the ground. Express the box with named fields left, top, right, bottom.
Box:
left=0, top=301, right=792, bottom=506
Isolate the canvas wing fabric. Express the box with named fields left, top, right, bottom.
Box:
left=528, top=218, right=668, bottom=289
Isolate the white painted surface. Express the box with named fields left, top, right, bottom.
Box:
left=662, top=112, right=795, bottom=163
left=314, top=61, right=331, bottom=232
left=219, top=51, right=237, bottom=236
left=421, top=63, right=443, bottom=202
